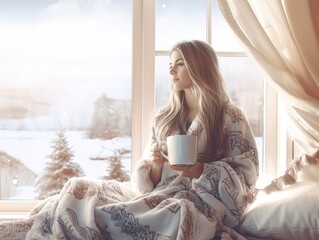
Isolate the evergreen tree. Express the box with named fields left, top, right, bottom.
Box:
left=35, top=129, right=85, bottom=199
left=101, top=153, right=130, bottom=182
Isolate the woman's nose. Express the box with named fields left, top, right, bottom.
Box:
left=169, top=67, right=176, bottom=75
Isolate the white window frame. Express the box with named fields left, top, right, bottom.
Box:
left=131, top=0, right=155, bottom=170
left=263, top=80, right=293, bottom=180
left=0, top=0, right=288, bottom=217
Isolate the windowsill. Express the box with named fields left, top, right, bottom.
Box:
left=0, top=200, right=39, bottom=221
left=0, top=212, right=29, bottom=222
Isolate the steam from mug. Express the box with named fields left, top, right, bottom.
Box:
left=159, top=135, right=197, bottom=166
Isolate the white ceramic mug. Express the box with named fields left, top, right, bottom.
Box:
left=159, top=135, right=197, bottom=166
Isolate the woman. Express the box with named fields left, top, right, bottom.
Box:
left=132, top=40, right=259, bottom=239
left=0, top=40, right=258, bottom=240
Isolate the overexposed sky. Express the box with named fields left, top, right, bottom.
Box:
left=0, top=0, right=243, bottom=97
left=0, top=0, right=132, bottom=99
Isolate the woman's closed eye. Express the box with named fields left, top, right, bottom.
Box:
left=169, top=62, right=184, bottom=71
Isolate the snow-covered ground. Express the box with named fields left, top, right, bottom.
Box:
left=0, top=130, right=132, bottom=199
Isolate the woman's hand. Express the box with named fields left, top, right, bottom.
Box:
left=168, top=162, right=204, bottom=179
left=149, top=143, right=166, bottom=186
left=149, top=143, right=165, bottom=168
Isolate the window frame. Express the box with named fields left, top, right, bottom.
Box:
left=0, top=0, right=287, bottom=216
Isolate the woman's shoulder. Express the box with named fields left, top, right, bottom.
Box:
left=223, top=103, right=249, bottom=125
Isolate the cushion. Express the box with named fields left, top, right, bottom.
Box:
left=239, top=181, right=319, bottom=240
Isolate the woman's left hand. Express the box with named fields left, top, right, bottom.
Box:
left=167, top=162, right=204, bottom=179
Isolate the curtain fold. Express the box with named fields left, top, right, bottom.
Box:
left=217, top=0, right=319, bottom=157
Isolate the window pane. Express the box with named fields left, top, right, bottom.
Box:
left=156, top=0, right=207, bottom=50
left=155, top=55, right=264, bottom=171
left=0, top=0, right=132, bottom=200
left=155, top=56, right=170, bottom=108
left=212, top=0, right=243, bottom=51
left=219, top=57, right=264, bottom=170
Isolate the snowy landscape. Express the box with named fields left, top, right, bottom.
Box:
left=0, top=130, right=132, bottom=199
left=1, top=129, right=263, bottom=200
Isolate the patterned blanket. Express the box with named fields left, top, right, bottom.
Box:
left=0, top=106, right=258, bottom=240
left=0, top=177, right=244, bottom=240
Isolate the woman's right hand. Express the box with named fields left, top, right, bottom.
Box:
left=150, top=142, right=165, bottom=168
left=149, top=142, right=165, bottom=186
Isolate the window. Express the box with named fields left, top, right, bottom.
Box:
left=1, top=0, right=281, bottom=214
left=0, top=0, right=132, bottom=200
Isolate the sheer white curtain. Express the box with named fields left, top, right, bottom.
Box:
left=217, top=0, right=319, bottom=156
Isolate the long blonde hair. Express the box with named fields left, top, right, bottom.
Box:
left=154, top=40, right=231, bottom=161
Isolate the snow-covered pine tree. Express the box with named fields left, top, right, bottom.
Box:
left=35, top=129, right=84, bottom=199
left=101, top=153, right=130, bottom=182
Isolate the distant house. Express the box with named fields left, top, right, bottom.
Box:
left=89, top=95, right=131, bottom=139
left=0, top=151, right=37, bottom=199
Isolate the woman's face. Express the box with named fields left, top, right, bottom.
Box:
left=169, top=50, right=193, bottom=91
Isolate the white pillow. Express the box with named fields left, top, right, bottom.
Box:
left=298, top=163, right=319, bottom=182
left=240, top=181, right=319, bottom=239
